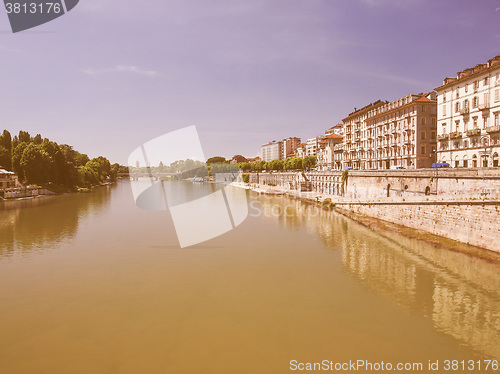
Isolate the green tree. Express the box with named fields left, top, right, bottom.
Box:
left=85, top=156, right=111, bottom=183
left=206, top=156, right=226, bottom=164
left=18, top=130, right=31, bottom=143
left=12, top=142, right=29, bottom=178
left=0, top=130, right=12, bottom=170
left=302, top=155, right=317, bottom=170
left=0, top=146, right=10, bottom=170
left=20, top=143, right=53, bottom=184
left=32, top=134, right=43, bottom=144
left=269, top=159, right=284, bottom=171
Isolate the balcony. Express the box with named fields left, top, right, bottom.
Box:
left=437, top=134, right=449, bottom=141
left=465, top=128, right=481, bottom=136
left=479, top=102, right=489, bottom=110
left=486, top=125, right=500, bottom=133
left=449, top=131, right=462, bottom=139
left=459, top=107, right=469, bottom=115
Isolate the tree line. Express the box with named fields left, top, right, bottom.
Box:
left=237, top=156, right=317, bottom=171
left=0, top=129, right=126, bottom=190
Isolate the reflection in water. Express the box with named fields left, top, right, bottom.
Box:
left=0, top=184, right=114, bottom=257
left=254, top=193, right=500, bottom=358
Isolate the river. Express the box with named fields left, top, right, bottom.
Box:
left=0, top=180, right=499, bottom=374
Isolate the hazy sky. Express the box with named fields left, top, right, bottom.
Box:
left=1, top=0, right=500, bottom=164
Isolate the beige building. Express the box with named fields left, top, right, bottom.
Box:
left=435, top=56, right=500, bottom=168
left=342, top=100, right=386, bottom=169
left=342, top=94, right=437, bottom=170
left=260, top=141, right=282, bottom=162
left=366, top=93, right=437, bottom=169
left=317, top=134, right=343, bottom=170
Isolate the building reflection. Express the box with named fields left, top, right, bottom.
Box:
left=0, top=184, right=114, bottom=257
left=252, top=192, right=500, bottom=358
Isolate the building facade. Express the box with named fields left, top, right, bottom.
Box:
left=260, top=141, right=283, bottom=162
left=342, top=100, right=386, bottom=169
left=435, top=56, right=500, bottom=168
left=365, top=93, right=437, bottom=169
left=305, top=136, right=325, bottom=157
left=282, top=137, right=301, bottom=159
left=0, top=168, right=19, bottom=190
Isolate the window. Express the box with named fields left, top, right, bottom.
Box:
left=421, top=131, right=426, bottom=140
left=455, top=121, right=460, bottom=132
left=473, top=97, right=478, bottom=108
left=455, top=102, right=460, bottom=112
left=431, top=131, right=436, bottom=140
left=495, top=113, right=500, bottom=127
left=465, top=84, right=468, bottom=93
left=442, top=105, right=447, bottom=117
left=442, top=123, right=447, bottom=134
left=421, top=118, right=426, bottom=126
left=473, top=117, right=478, bottom=128
left=495, top=90, right=500, bottom=102
left=464, top=99, right=469, bottom=110
left=422, top=105, right=425, bottom=112
left=443, top=92, right=447, bottom=102
left=432, top=118, right=436, bottom=125
left=484, top=77, right=488, bottom=86
left=456, top=89, right=459, bottom=99
left=421, top=145, right=426, bottom=155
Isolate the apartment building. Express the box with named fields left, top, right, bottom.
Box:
left=282, top=137, right=302, bottom=159
left=325, top=124, right=343, bottom=137
left=260, top=141, right=283, bottom=162
left=342, top=100, right=386, bottom=169
left=435, top=56, right=500, bottom=168
left=365, top=93, right=437, bottom=169
left=305, top=136, right=325, bottom=157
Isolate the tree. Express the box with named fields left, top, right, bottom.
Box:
left=0, top=146, right=10, bottom=170
left=0, top=130, right=12, bottom=170
left=32, top=134, right=43, bottom=144
left=18, top=130, right=31, bottom=143
left=268, top=159, right=284, bottom=171
left=302, top=155, right=317, bottom=170
left=20, top=143, right=53, bottom=184
left=12, top=142, right=29, bottom=178
left=85, top=156, right=112, bottom=183
left=285, top=157, right=303, bottom=170
left=206, top=156, right=226, bottom=164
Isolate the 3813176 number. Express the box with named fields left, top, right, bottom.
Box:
left=5, top=2, right=62, bottom=14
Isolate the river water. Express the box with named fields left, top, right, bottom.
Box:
left=0, top=181, right=499, bottom=374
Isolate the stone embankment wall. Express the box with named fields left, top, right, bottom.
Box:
left=249, top=169, right=500, bottom=253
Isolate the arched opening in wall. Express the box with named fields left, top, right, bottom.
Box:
left=463, top=155, right=469, bottom=168
left=493, top=153, right=499, bottom=167
left=386, top=184, right=391, bottom=197
left=472, top=154, right=477, bottom=168
left=455, top=155, right=460, bottom=168
left=425, top=186, right=431, bottom=195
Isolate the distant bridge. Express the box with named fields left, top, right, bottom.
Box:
left=118, top=172, right=182, bottom=181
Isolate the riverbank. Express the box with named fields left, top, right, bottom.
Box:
left=233, top=181, right=500, bottom=261
left=0, top=182, right=115, bottom=201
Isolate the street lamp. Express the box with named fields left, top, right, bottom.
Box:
left=480, top=135, right=490, bottom=168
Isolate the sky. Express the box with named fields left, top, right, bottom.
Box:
left=1, top=0, right=500, bottom=164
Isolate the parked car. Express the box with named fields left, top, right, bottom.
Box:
left=432, top=162, right=451, bottom=168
